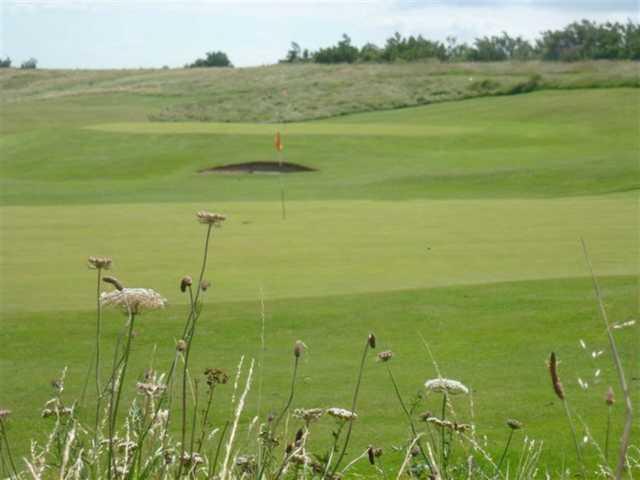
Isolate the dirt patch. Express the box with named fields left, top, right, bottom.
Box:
left=199, top=161, right=316, bottom=175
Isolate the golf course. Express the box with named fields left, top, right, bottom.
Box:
left=0, top=62, right=638, bottom=476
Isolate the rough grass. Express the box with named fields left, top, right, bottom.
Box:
left=0, top=61, right=638, bottom=124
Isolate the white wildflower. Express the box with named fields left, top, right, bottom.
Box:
left=578, top=378, right=589, bottom=390
left=101, top=288, right=166, bottom=314
left=579, top=339, right=586, bottom=350
left=327, top=407, right=357, bottom=421
left=591, top=350, right=604, bottom=359
left=424, top=378, right=469, bottom=395
left=594, top=369, right=601, bottom=377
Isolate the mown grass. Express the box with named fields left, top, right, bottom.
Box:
left=0, top=67, right=638, bottom=475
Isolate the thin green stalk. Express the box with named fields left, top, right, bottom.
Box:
left=196, top=384, right=216, bottom=453
left=257, top=355, right=299, bottom=480
left=385, top=365, right=431, bottom=469
left=496, top=429, right=514, bottom=473
left=582, top=239, right=634, bottom=480
left=130, top=225, right=214, bottom=478
left=107, top=310, right=136, bottom=480
left=562, top=398, right=584, bottom=477
left=441, top=393, right=447, bottom=469
left=329, top=339, right=370, bottom=477
left=94, top=268, right=103, bottom=441
left=0, top=420, right=17, bottom=478
left=209, top=421, right=229, bottom=480
left=605, top=405, right=612, bottom=462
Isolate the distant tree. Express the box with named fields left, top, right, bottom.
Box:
left=285, top=42, right=302, bottom=63
left=20, top=57, right=37, bottom=69
left=0, top=57, right=11, bottom=68
left=188, top=51, right=232, bottom=68
left=359, top=42, right=382, bottom=62
left=314, top=34, right=359, bottom=63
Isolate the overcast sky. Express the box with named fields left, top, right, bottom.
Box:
left=1, top=0, right=638, bottom=68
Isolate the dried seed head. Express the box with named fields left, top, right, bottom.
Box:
left=605, top=386, right=615, bottom=406
left=293, top=408, right=324, bottom=423
left=507, top=419, right=523, bottom=430
left=367, top=446, right=382, bottom=464
left=180, top=275, right=192, bottom=293
left=548, top=352, right=565, bottom=400
left=295, top=428, right=304, bottom=444
left=88, top=256, right=112, bottom=270
left=285, top=443, right=293, bottom=454
left=204, top=368, right=229, bottom=386
left=377, top=350, right=393, bottom=362
left=368, top=333, right=376, bottom=349
left=196, top=211, right=226, bottom=227
left=176, top=339, right=188, bottom=352
left=294, top=340, right=305, bottom=358
left=0, top=409, right=11, bottom=420
left=102, top=275, right=124, bottom=291
left=200, top=280, right=211, bottom=291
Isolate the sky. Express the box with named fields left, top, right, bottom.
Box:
left=1, top=0, right=638, bottom=68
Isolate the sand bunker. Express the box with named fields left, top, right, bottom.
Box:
left=200, top=161, right=316, bottom=174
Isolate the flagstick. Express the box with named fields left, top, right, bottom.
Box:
left=279, top=165, right=286, bottom=220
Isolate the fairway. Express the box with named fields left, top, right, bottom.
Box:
left=0, top=82, right=638, bottom=475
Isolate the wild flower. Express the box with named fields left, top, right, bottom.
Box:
left=294, top=340, right=305, bottom=358
left=88, top=256, right=112, bottom=270
left=100, top=288, right=166, bottom=314
left=507, top=419, right=523, bottom=430
left=0, top=409, right=11, bottom=419
left=327, top=407, right=357, bottom=421
left=196, top=211, right=226, bottom=227
left=293, top=408, right=324, bottom=423
left=424, top=378, right=469, bottom=395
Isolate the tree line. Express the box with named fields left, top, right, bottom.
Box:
left=0, top=57, right=37, bottom=69
left=281, top=19, right=640, bottom=64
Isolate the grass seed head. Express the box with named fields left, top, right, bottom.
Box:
left=102, top=275, right=124, bottom=291
left=368, top=333, right=376, bottom=349
left=204, top=368, right=229, bottom=386
left=548, top=352, right=565, bottom=400
left=200, top=279, right=211, bottom=291
left=176, top=339, right=187, bottom=352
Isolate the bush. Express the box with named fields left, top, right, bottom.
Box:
left=188, top=51, right=233, bottom=68
left=20, top=58, right=37, bottom=69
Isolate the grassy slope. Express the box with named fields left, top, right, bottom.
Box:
left=0, top=65, right=638, bottom=474
left=1, top=61, right=638, bottom=124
